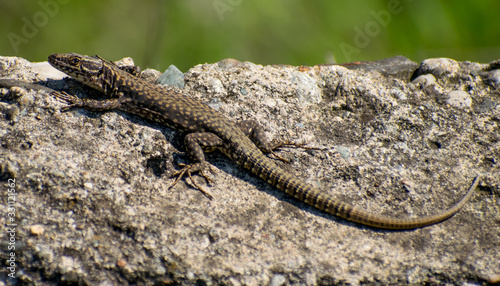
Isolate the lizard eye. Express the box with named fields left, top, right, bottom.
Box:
left=70, top=58, right=80, bottom=65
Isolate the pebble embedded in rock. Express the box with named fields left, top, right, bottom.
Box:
left=446, top=90, right=472, bottom=108
left=269, top=274, right=287, bottom=286
left=336, top=146, right=350, bottom=159
left=116, top=259, right=127, bottom=267
left=419, top=58, right=460, bottom=78
left=30, top=224, right=45, bottom=235
left=411, top=74, right=436, bottom=87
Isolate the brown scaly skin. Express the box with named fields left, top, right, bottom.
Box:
left=48, top=53, right=479, bottom=229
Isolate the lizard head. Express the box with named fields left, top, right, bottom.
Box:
left=48, top=53, right=108, bottom=93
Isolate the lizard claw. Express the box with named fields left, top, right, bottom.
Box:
left=170, top=163, right=214, bottom=200
left=51, top=91, right=84, bottom=111
left=270, top=140, right=324, bottom=151
left=268, top=151, right=290, bottom=163
left=265, top=140, right=328, bottom=162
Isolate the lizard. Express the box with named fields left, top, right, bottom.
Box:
left=47, top=53, right=479, bottom=230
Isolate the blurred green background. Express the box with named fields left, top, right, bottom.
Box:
left=1, top=0, right=499, bottom=72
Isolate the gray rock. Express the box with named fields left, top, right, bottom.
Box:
left=0, top=55, right=498, bottom=285
left=157, top=64, right=185, bottom=89
left=114, top=57, right=135, bottom=68
left=340, top=55, right=419, bottom=80
left=140, top=68, right=162, bottom=83
left=336, top=146, right=350, bottom=159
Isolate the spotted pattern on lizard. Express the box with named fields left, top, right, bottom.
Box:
left=48, top=53, right=479, bottom=229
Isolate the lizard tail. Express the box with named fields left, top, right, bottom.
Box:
left=238, top=148, right=479, bottom=229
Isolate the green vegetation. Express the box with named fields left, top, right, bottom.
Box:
left=1, top=0, right=499, bottom=71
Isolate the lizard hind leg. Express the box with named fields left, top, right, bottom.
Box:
left=169, top=132, right=224, bottom=200
left=236, top=120, right=323, bottom=162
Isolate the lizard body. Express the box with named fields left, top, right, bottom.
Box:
left=48, top=53, right=478, bottom=229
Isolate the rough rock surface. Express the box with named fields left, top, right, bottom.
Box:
left=0, top=55, right=499, bottom=285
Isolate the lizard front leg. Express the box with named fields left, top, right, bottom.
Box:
left=51, top=91, right=131, bottom=112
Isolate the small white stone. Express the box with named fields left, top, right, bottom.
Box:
left=116, top=57, right=135, bottom=66
left=412, top=74, right=436, bottom=87
left=446, top=91, right=472, bottom=108
left=30, top=224, right=45, bottom=235
left=269, top=274, right=286, bottom=286
left=421, top=58, right=460, bottom=77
